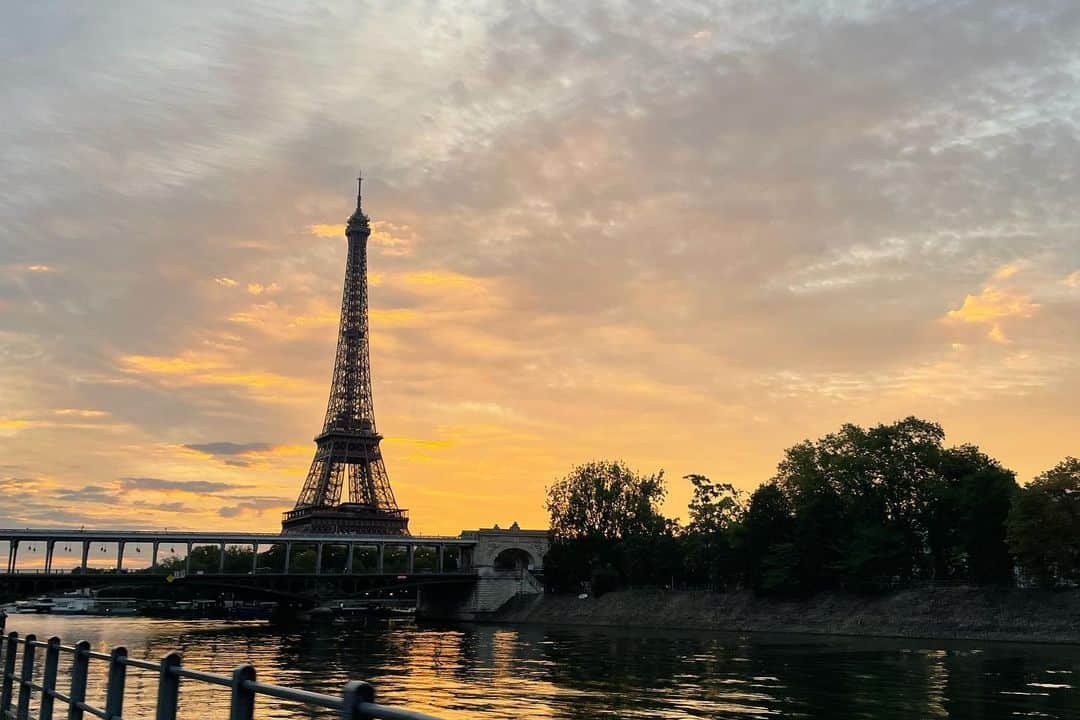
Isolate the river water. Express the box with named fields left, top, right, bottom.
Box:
left=3, top=615, right=1078, bottom=719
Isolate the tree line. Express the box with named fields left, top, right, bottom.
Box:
left=543, top=417, right=1080, bottom=595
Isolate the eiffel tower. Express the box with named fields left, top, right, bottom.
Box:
left=282, top=178, right=409, bottom=535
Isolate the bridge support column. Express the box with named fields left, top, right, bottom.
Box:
left=283, top=543, right=291, bottom=575
left=345, top=545, right=354, bottom=574
left=219, top=542, right=226, bottom=574
left=80, top=542, right=89, bottom=574
left=407, top=545, right=415, bottom=574
left=116, top=541, right=125, bottom=573
left=45, top=540, right=55, bottom=573
left=251, top=544, right=259, bottom=574
left=7, top=541, right=16, bottom=573
left=315, top=544, right=323, bottom=576
left=151, top=542, right=159, bottom=571
left=437, top=545, right=444, bottom=573
left=376, top=545, right=384, bottom=574
left=185, top=543, right=192, bottom=574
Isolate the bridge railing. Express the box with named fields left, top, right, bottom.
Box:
left=0, top=618, right=443, bottom=720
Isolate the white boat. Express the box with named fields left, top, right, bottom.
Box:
left=14, top=596, right=54, bottom=613
left=51, top=594, right=95, bottom=615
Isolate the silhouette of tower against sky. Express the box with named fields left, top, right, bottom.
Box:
left=282, top=178, right=409, bottom=535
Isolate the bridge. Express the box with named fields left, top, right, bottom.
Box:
left=0, top=526, right=549, bottom=616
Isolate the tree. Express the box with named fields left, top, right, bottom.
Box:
left=544, top=460, right=672, bottom=592
left=739, top=483, right=795, bottom=593
left=929, top=445, right=1018, bottom=584
left=772, top=417, right=963, bottom=592
left=1008, top=457, right=1080, bottom=587
left=546, top=460, right=668, bottom=543
left=682, top=475, right=744, bottom=588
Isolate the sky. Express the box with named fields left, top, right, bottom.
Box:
left=1, top=1, right=1078, bottom=536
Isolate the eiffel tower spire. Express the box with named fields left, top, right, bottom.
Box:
left=282, top=177, right=409, bottom=535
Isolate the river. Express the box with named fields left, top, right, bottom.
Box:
left=3, top=615, right=1078, bottom=719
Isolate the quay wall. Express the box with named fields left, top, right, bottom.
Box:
left=487, top=587, right=1080, bottom=644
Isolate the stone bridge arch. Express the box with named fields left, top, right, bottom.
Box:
left=464, top=524, right=549, bottom=571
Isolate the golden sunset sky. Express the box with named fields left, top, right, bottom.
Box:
left=1, top=2, right=1078, bottom=535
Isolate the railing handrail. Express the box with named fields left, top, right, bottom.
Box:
left=0, top=621, right=444, bottom=720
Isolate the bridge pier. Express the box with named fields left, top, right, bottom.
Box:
left=417, top=526, right=548, bottom=620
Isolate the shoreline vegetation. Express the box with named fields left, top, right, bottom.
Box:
left=491, top=587, right=1080, bottom=645
left=536, top=417, right=1078, bottom=642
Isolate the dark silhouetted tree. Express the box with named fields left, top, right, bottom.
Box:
left=1008, top=457, right=1080, bottom=587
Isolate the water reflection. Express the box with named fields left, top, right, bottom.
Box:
left=4, top=615, right=1078, bottom=719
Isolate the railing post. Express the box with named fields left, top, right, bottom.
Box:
left=16, top=634, right=36, bottom=720
left=1, top=632, right=18, bottom=718
left=66, top=641, right=90, bottom=720
left=104, top=646, right=127, bottom=720
left=228, top=664, right=256, bottom=720
left=340, top=681, right=375, bottom=720
left=40, top=637, right=61, bottom=720
left=155, top=652, right=181, bottom=720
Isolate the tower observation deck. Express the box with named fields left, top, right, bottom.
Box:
left=282, top=178, right=408, bottom=535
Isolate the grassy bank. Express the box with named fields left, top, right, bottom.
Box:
left=491, top=587, right=1080, bottom=643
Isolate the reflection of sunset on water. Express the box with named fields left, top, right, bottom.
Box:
left=4, top=616, right=1078, bottom=719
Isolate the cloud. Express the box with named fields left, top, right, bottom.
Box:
left=119, top=477, right=240, bottom=493
left=309, top=223, right=345, bottom=238
left=2, top=0, right=1079, bottom=533
left=183, top=442, right=273, bottom=456
left=246, top=282, right=279, bottom=296
left=218, top=496, right=291, bottom=518
left=945, top=287, right=1040, bottom=325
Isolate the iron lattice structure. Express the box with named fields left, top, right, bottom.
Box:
left=282, top=179, right=409, bottom=535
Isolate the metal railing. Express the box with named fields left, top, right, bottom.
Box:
left=0, top=619, right=443, bottom=720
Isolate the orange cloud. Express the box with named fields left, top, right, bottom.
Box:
left=214, top=277, right=238, bottom=288
left=247, top=282, right=280, bottom=296
left=991, top=263, right=1022, bottom=280
left=26, top=264, right=57, bottom=273
left=309, top=223, right=346, bottom=238
left=1065, top=271, right=1080, bottom=288
left=945, top=287, right=1039, bottom=324
left=370, top=220, right=416, bottom=256
left=53, top=409, right=109, bottom=418
left=116, top=353, right=315, bottom=395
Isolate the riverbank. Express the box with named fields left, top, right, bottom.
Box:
left=491, top=587, right=1080, bottom=643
